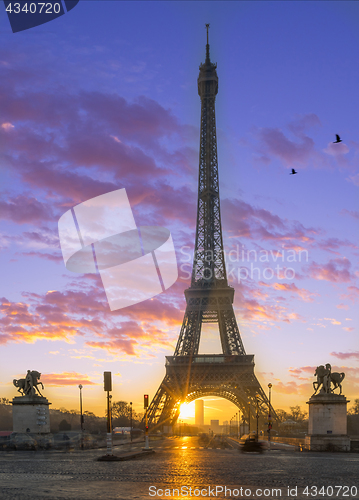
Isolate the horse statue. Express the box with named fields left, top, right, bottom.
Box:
left=13, top=370, right=44, bottom=397
left=330, top=372, right=345, bottom=395
left=312, top=364, right=345, bottom=396
left=312, top=364, right=331, bottom=395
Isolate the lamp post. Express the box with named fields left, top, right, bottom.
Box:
left=130, top=402, right=133, bottom=443
left=248, top=404, right=251, bottom=435
left=78, top=384, right=83, bottom=449
left=235, top=412, right=238, bottom=439
left=268, top=383, right=272, bottom=450
left=256, top=397, right=259, bottom=442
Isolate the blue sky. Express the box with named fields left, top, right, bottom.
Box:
left=0, top=1, right=358, bottom=420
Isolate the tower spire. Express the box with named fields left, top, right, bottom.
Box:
left=205, top=23, right=210, bottom=62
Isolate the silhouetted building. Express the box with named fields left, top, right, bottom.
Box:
left=210, top=419, right=220, bottom=434
left=195, top=399, right=204, bottom=426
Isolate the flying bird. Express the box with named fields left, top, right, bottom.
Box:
left=290, top=169, right=297, bottom=175
left=333, top=134, right=342, bottom=143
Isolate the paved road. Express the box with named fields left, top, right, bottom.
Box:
left=0, top=436, right=358, bottom=500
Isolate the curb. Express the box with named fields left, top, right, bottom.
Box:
left=97, top=450, right=155, bottom=461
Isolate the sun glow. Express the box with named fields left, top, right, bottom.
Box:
left=178, top=401, right=195, bottom=420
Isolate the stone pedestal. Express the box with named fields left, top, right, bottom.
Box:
left=12, top=395, right=51, bottom=434
left=305, top=393, right=350, bottom=452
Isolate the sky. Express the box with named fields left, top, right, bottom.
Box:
left=0, top=1, right=358, bottom=424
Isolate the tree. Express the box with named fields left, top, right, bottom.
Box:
left=59, top=419, right=71, bottom=431
left=111, top=401, right=143, bottom=427
left=289, top=406, right=307, bottom=422
left=275, top=409, right=289, bottom=422
left=0, top=398, right=12, bottom=431
left=348, top=399, right=359, bottom=415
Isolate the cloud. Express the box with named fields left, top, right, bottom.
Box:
left=1, top=122, right=14, bottom=130
left=0, top=277, right=181, bottom=357
left=336, top=304, right=349, bottom=310
left=20, top=251, right=63, bottom=263
left=246, top=114, right=324, bottom=169
left=287, top=114, right=322, bottom=137
left=255, top=127, right=315, bottom=166
left=0, top=194, right=53, bottom=224
left=323, top=142, right=349, bottom=156
left=40, top=372, right=96, bottom=386
left=317, top=237, right=358, bottom=255
left=346, top=173, right=359, bottom=186
left=307, top=257, right=353, bottom=283
left=222, top=198, right=319, bottom=245
left=323, top=317, right=341, bottom=326
left=340, top=285, right=359, bottom=302
left=273, top=380, right=311, bottom=395
left=330, top=351, right=359, bottom=360
left=272, top=282, right=318, bottom=302
left=340, top=209, right=359, bottom=220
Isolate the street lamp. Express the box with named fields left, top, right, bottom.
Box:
left=130, top=402, right=133, bottom=443
left=78, top=384, right=83, bottom=449
left=256, top=397, right=259, bottom=442
left=268, top=383, right=272, bottom=450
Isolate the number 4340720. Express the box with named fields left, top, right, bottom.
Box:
left=6, top=3, right=62, bottom=14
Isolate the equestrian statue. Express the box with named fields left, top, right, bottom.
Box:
left=13, top=370, right=45, bottom=397
left=312, top=363, right=345, bottom=396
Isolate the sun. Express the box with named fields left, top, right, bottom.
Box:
left=178, top=401, right=195, bottom=420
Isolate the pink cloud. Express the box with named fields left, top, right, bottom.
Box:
left=248, top=114, right=322, bottom=169
left=330, top=351, right=359, bottom=360
left=20, top=251, right=63, bottom=263
left=273, top=381, right=311, bottom=395
left=272, top=282, right=317, bottom=302
left=0, top=276, right=181, bottom=357
left=341, top=209, right=359, bottom=220
left=317, top=237, right=358, bottom=255
left=258, top=128, right=314, bottom=165
left=307, top=257, right=353, bottom=283
left=340, top=285, right=359, bottom=302
left=336, top=303, right=349, bottom=310
left=222, top=198, right=319, bottom=245
left=0, top=195, right=53, bottom=224
left=41, top=372, right=96, bottom=386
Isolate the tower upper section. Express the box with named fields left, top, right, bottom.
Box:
left=191, top=25, right=228, bottom=289
left=198, top=26, right=218, bottom=98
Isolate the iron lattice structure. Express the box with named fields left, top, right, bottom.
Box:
left=147, top=28, right=276, bottom=430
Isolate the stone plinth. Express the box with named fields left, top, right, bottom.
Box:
left=12, top=395, right=51, bottom=434
left=305, top=393, right=350, bottom=452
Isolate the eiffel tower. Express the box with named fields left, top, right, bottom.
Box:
left=147, top=26, right=275, bottom=430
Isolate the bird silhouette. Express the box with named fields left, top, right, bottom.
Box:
left=333, top=134, right=342, bottom=143
left=290, top=169, right=297, bottom=175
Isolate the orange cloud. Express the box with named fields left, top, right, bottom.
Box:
left=273, top=282, right=317, bottom=302
left=40, top=372, right=96, bottom=386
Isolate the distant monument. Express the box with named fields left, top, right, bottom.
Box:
left=12, top=370, right=51, bottom=434
left=305, top=363, right=350, bottom=451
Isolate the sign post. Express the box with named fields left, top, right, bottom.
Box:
left=142, top=394, right=152, bottom=451
left=268, top=383, right=272, bottom=450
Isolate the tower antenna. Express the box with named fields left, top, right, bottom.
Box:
left=205, top=23, right=210, bottom=61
